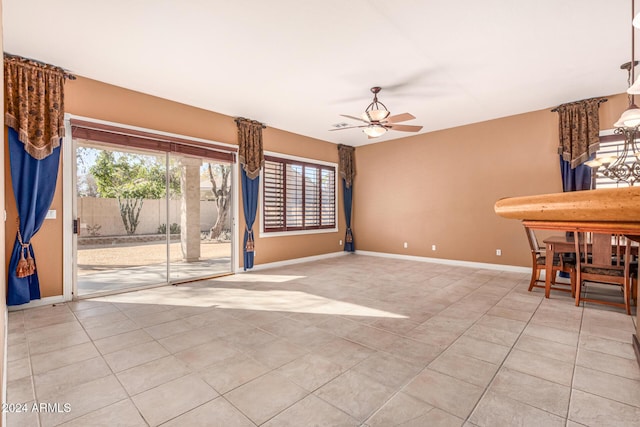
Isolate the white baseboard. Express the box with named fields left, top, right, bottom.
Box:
left=356, top=250, right=530, bottom=274
left=7, top=295, right=68, bottom=311
left=246, top=251, right=348, bottom=272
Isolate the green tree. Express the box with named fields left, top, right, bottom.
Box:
left=90, top=151, right=180, bottom=235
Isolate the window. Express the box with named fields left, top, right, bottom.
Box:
left=262, top=155, right=337, bottom=233
left=594, top=131, right=635, bottom=189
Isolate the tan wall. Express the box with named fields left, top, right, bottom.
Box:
left=4, top=76, right=344, bottom=299
left=354, top=93, right=628, bottom=267
left=78, top=198, right=220, bottom=236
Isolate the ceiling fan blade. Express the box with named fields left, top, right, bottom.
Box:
left=387, top=124, right=423, bottom=132
left=328, top=125, right=367, bottom=131
left=385, top=113, right=416, bottom=124
left=340, top=114, right=370, bottom=123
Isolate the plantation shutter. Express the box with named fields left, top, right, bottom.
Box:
left=263, top=155, right=336, bottom=232
left=321, top=168, right=336, bottom=226
left=263, top=160, right=285, bottom=230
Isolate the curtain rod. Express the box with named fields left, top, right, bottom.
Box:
left=3, top=52, right=76, bottom=80
left=551, top=98, right=608, bottom=112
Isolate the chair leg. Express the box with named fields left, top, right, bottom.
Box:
left=624, top=276, right=631, bottom=315
left=570, top=269, right=576, bottom=298
left=528, top=268, right=540, bottom=292
left=575, top=279, right=582, bottom=307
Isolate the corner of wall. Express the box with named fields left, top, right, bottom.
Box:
left=1, top=1, right=9, bottom=424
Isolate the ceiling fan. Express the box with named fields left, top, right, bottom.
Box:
left=330, top=87, right=423, bottom=138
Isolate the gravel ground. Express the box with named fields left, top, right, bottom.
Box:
left=77, top=241, right=231, bottom=275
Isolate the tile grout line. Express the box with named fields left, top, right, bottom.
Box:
left=565, top=302, right=585, bottom=427
left=462, top=288, right=548, bottom=424
left=67, top=302, right=151, bottom=427
left=17, top=310, right=42, bottom=427
left=362, top=279, right=528, bottom=425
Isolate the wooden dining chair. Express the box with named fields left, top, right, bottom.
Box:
left=524, top=226, right=575, bottom=296
left=574, top=233, right=633, bottom=315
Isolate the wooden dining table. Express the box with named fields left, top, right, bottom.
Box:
left=532, top=225, right=640, bottom=300
left=495, top=188, right=640, bottom=371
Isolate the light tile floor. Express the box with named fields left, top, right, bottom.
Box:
left=5, top=255, right=640, bottom=426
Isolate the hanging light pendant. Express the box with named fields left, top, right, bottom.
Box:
left=589, top=0, right=640, bottom=186
left=618, top=0, right=640, bottom=127
left=613, top=102, right=640, bottom=128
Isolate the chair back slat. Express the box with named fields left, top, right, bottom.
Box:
left=525, top=226, right=541, bottom=253
left=574, top=231, right=632, bottom=314
left=591, top=233, right=613, bottom=266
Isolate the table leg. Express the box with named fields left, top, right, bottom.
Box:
left=545, top=242, right=554, bottom=298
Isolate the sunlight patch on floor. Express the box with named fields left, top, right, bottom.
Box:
left=211, top=274, right=307, bottom=283
left=96, top=287, right=407, bottom=318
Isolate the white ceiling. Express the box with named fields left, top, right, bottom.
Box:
left=3, top=0, right=633, bottom=147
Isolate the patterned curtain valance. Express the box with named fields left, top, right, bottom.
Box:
left=338, top=144, right=356, bottom=188
left=555, top=97, right=606, bottom=169
left=4, top=54, right=69, bottom=160
left=236, top=117, right=265, bottom=179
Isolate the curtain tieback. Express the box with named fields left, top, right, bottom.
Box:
left=346, top=228, right=353, bottom=243
left=245, top=228, right=255, bottom=252
left=16, top=217, right=36, bottom=278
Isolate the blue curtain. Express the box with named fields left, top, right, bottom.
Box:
left=241, top=168, right=259, bottom=270
left=8, top=128, right=61, bottom=306
left=343, top=179, right=354, bottom=252
left=559, top=155, right=592, bottom=278
left=560, top=156, right=592, bottom=192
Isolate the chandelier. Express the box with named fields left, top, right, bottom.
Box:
left=586, top=0, right=640, bottom=186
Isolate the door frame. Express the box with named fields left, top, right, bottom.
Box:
left=62, top=113, right=239, bottom=300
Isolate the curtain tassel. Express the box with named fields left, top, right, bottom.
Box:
left=346, top=228, right=353, bottom=243
left=16, top=219, right=36, bottom=278
left=245, top=229, right=255, bottom=252
left=16, top=244, right=35, bottom=278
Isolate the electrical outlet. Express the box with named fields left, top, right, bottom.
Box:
left=339, top=240, right=343, bottom=246
left=403, top=242, right=408, bottom=249
left=432, top=245, right=436, bottom=251
left=496, top=249, right=502, bottom=256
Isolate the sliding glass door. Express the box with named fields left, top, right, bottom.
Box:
left=73, top=138, right=233, bottom=297
left=169, top=154, right=232, bottom=282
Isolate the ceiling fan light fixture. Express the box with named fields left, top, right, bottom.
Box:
left=363, top=125, right=387, bottom=137
left=331, top=86, right=421, bottom=137
left=363, top=109, right=390, bottom=122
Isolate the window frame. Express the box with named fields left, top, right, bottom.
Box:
left=259, top=151, right=338, bottom=237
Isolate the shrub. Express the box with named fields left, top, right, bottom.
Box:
left=158, top=223, right=181, bottom=234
